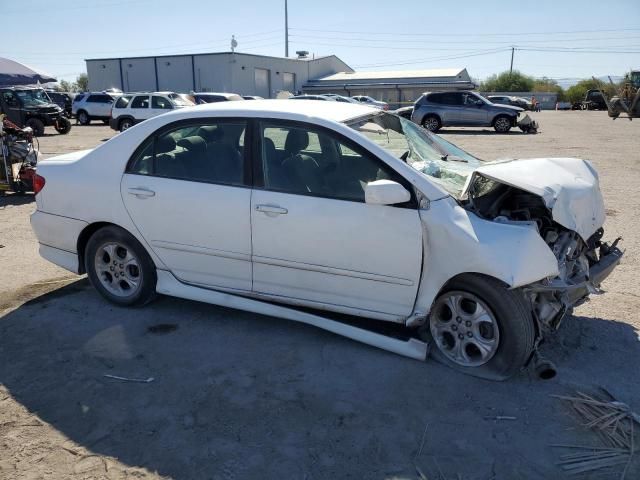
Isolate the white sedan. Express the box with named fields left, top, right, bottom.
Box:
left=31, top=100, right=622, bottom=380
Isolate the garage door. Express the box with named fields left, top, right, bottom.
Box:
left=282, top=72, right=295, bottom=93
left=254, top=68, right=270, bottom=98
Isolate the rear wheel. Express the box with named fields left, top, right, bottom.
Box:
left=119, top=118, right=134, bottom=132
left=420, top=274, right=535, bottom=380
left=77, top=110, right=90, bottom=125
left=422, top=115, right=441, bottom=132
left=493, top=115, right=512, bottom=133
left=85, top=226, right=157, bottom=306
left=54, top=116, right=71, bottom=134
left=25, top=118, right=45, bottom=136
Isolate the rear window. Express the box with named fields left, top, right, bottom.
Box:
left=114, top=95, right=132, bottom=108
left=73, top=94, right=85, bottom=103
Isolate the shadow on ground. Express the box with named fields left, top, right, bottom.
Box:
left=0, top=193, right=34, bottom=207
left=1, top=280, right=638, bottom=479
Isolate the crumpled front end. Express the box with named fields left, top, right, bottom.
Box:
left=461, top=157, right=623, bottom=333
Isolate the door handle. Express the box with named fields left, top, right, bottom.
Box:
left=128, top=187, right=155, bottom=198
left=255, top=204, right=288, bottom=215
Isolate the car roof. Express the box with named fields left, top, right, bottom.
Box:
left=176, top=99, right=378, bottom=123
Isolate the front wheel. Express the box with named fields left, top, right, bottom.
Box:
left=422, top=115, right=441, bottom=132
left=493, top=116, right=512, bottom=133
left=420, top=274, right=535, bottom=380
left=85, top=226, right=157, bottom=306
left=54, top=116, right=72, bottom=134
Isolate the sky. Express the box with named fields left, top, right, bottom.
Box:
left=2, top=0, right=639, bottom=87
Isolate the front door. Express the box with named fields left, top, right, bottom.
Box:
left=250, top=120, right=423, bottom=318
left=460, top=92, right=489, bottom=125
left=121, top=119, right=252, bottom=291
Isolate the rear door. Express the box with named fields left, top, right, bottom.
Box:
left=121, top=119, right=252, bottom=290
left=129, top=95, right=150, bottom=122
left=250, top=119, right=422, bottom=318
left=150, top=95, right=173, bottom=119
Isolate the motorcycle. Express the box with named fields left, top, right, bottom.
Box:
left=0, top=115, right=39, bottom=194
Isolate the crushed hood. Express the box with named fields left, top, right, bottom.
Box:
left=463, top=157, right=606, bottom=241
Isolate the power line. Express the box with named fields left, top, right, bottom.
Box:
left=290, top=26, right=640, bottom=37
left=351, top=48, right=511, bottom=68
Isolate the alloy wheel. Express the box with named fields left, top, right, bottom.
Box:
left=429, top=291, right=500, bottom=367
left=94, top=242, right=142, bottom=298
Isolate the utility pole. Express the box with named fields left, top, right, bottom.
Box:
left=285, top=0, right=289, bottom=57
left=510, top=47, right=514, bottom=74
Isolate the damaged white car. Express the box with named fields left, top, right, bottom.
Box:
left=30, top=100, right=622, bottom=380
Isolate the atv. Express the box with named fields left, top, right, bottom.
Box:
left=0, top=86, right=71, bottom=136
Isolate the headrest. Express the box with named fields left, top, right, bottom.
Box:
left=284, top=129, right=309, bottom=155
left=156, top=135, right=176, bottom=154
left=197, top=125, right=224, bottom=143
left=177, top=136, right=207, bottom=154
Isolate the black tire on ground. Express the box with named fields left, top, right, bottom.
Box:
left=119, top=118, right=134, bottom=132
left=77, top=110, right=90, bottom=125
left=493, top=115, right=512, bottom=133
left=420, top=273, right=536, bottom=381
left=25, top=118, right=45, bottom=136
left=422, top=114, right=441, bottom=132
left=85, top=225, right=157, bottom=307
left=54, top=117, right=72, bottom=134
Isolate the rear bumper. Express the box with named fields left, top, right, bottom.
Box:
left=31, top=210, right=87, bottom=269
left=38, top=244, right=80, bottom=274
left=109, top=117, right=118, bottom=130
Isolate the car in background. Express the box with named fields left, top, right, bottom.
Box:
left=192, top=92, right=244, bottom=104
left=322, top=93, right=360, bottom=104
left=242, top=95, right=264, bottom=100
left=583, top=89, right=607, bottom=110
left=0, top=86, right=71, bottom=136
left=487, top=95, right=532, bottom=111
left=411, top=91, right=523, bottom=133
left=45, top=91, right=74, bottom=117
left=289, top=94, right=336, bottom=101
left=393, top=106, right=413, bottom=119
left=351, top=95, right=389, bottom=110
left=31, top=100, right=622, bottom=380
left=109, top=92, right=195, bottom=132
left=72, top=92, right=117, bottom=125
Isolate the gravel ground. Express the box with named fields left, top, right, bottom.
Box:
left=0, top=111, right=638, bottom=480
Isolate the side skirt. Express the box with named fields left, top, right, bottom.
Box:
left=156, top=270, right=429, bottom=361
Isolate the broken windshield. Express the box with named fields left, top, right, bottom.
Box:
left=347, top=112, right=482, bottom=196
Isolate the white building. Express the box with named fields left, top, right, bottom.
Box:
left=85, top=52, right=353, bottom=98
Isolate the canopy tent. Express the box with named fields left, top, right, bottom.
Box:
left=0, top=57, right=56, bottom=86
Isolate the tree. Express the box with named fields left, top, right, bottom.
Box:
left=480, top=71, right=535, bottom=92
left=532, top=77, right=566, bottom=101
left=75, top=73, right=88, bottom=92
left=57, top=79, right=74, bottom=92
left=565, top=79, right=617, bottom=104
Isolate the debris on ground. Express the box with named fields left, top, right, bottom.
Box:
left=147, top=323, right=178, bottom=334
left=103, top=374, right=155, bottom=383
left=552, top=390, right=639, bottom=478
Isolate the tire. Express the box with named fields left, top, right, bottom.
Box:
left=25, top=118, right=45, bottom=136
left=420, top=274, right=535, bottom=381
left=85, top=225, right=157, bottom=307
left=119, top=118, right=134, bottom=132
left=493, top=115, right=512, bottom=133
left=77, top=110, right=90, bottom=125
left=54, top=117, right=72, bottom=134
left=422, top=114, right=441, bottom=132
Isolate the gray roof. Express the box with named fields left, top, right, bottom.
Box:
left=0, top=57, right=56, bottom=86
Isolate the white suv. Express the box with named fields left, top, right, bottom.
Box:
left=72, top=92, right=117, bottom=125
left=109, top=92, right=194, bottom=132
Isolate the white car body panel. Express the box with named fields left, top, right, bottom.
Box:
left=463, top=157, right=606, bottom=241
left=30, top=100, right=616, bottom=360
left=251, top=189, right=422, bottom=318
left=120, top=174, right=252, bottom=291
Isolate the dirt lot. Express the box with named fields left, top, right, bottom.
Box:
left=1, top=112, right=639, bottom=479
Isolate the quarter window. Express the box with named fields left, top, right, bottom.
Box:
left=259, top=121, right=399, bottom=202
left=114, top=95, right=132, bottom=108
left=129, top=121, right=247, bottom=186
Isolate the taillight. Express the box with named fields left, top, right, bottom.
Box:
left=33, top=173, right=46, bottom=194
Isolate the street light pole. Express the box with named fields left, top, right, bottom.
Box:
left=285, top=0, right=289, bottom=57
left=510, top=47, right=514, bottom=74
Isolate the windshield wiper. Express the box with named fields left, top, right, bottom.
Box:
left=441, top=154, right=468, bottom=163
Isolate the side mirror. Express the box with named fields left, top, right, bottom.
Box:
left=365, top=180, right=411, bottom=205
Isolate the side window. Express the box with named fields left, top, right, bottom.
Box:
left=114, top=95, right=132, bottom=108
left=152, top=96, right=172, bottom=109
left=73, top=94, right=85, bottom=103
left=128, top=121, right=246, bottom=186
left=260, top=121, right=399, bottom=202
left=86, top=95, right=99, bottom=103
left=131, top=96, right=149, bottom=108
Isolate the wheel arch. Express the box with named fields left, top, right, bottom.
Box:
left=118, top=116, right=135, bottom=127
left=491, top=113, right=515, bottom=126
left=77, top=222, right=149, bottom=274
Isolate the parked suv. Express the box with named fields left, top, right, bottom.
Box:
left=0, top=86, right=71, bottom=135
left=412, top=91, right=522, bottom=133
left=72, top=92, right=117, bottom=125
left=487, top=95, right=532, bottom=111
left=109, top=92, right=194, bottom=132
